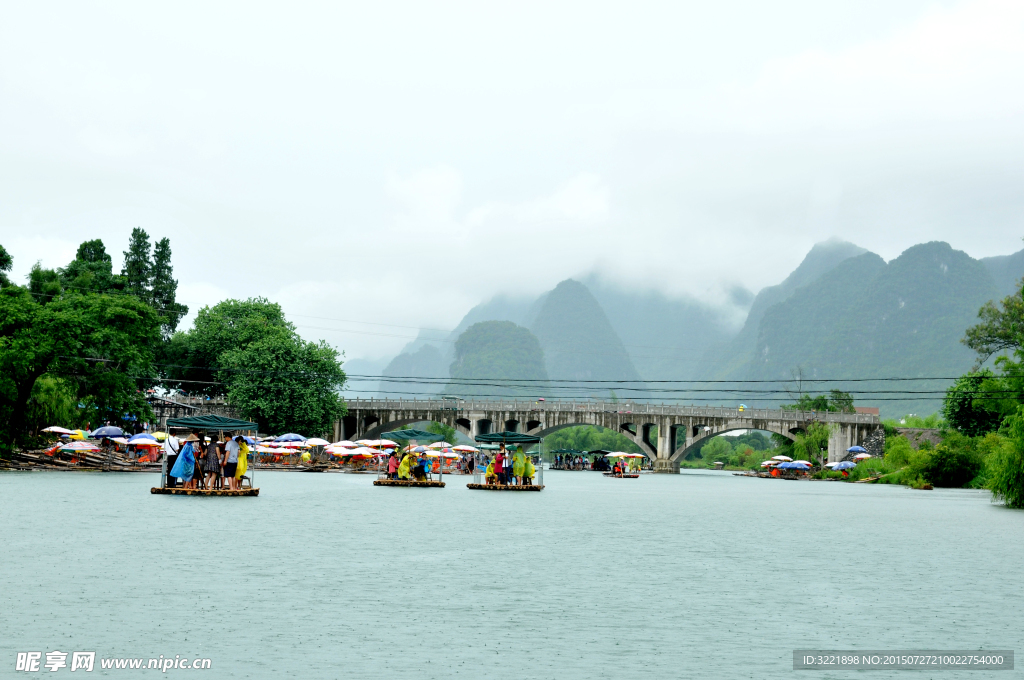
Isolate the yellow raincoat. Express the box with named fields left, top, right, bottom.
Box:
left=525, top=458, right=536, bottom=478
left=512, top=450, right=525, bottom=477
left=235, top=441, right=249, bottom=479
left=398, top=452, right=416, bottom=479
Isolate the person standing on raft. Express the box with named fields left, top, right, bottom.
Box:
left=512, top=446, right=526, bottom=485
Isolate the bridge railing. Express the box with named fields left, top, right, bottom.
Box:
left=342, top=398, right=880, bottom=424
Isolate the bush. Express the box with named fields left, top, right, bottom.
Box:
left=922, top=448, right=982, bottom=488
left=988, top=406, right=1024, bottom=508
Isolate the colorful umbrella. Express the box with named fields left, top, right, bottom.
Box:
left=60, top=441, right=100, bottom=452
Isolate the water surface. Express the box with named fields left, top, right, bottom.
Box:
left=1, top=470, right=1020, bottom=678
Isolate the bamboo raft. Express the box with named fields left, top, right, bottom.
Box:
left=3, top=447, right=162, bottom=472
left=151, top=487, right=260, bottom=496
left=603, top=473, right=639, bottom=478
left=467, top=484, right=544, bottom=491
left=373, top=479, right=445, bottom=488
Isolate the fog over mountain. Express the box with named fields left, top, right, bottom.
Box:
left=359, top=238, right=1024, bottom=416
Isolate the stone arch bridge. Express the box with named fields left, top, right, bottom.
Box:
left=338, top=399, right=883, bottom=472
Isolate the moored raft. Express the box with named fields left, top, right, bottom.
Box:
left=152, top=487, right=259, bottom=496
left=373, top=479, right=445, bottom=487
left=603, top=473, right=639, bottom=478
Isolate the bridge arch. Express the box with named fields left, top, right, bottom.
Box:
left=531, top=422, right=653, bottom=457
left=669, top=426, right=798, bottom=463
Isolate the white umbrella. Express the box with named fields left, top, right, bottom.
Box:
left=427, top=441, right=454, bottom=449
left=853, top=453, right=872, bottom=460
left=824, top=461, right=838, bottom=467
left=453, top=445, right=478, bottom=453
left=303, top=438, right=331, bottom=447
left=42, top=426, right=76, bottom=435
left=356, top=439, right=398, bottom=448
left=330, top=440, right=358, bottom=448
left=771, top=455, right=793, bottom=462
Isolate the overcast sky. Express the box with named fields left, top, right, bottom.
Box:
left=1, top=0, right=1022, bottom=362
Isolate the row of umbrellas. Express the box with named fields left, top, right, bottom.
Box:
left=757, top=451, right=873, bottom=470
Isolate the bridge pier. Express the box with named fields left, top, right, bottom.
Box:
left=653, top=458, right=679, bottom=474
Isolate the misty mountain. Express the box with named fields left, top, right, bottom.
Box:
left=750, top=242, right=1001, bottom=416
left=697, top=238, right=869, bottom=380
left=582, top=275, right=744, bottom=382
left=378, top=344, right=447, bottom=398
left=980, top=247, right=1024, bottom=297
left=528, top=280, right=642, bottom=393
left=444, top=320, right=549, bottom=398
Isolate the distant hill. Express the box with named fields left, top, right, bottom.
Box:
left=697, top=238, right=868, bottom=380
left=582, top=275, right=742, bottom=382
left=751, top=242, right=1000, bottom=416
left=980, top=248, right=1024, bottom=297
left=528, top=280, right=641, bottom=394
left=378, top=344, right=447, bottom=397
left=444, top=320, right=549, bottom=398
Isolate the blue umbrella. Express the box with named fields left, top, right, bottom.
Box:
left=128, top=433, right=156, bottom=443
left=92, top=426, right=125, bottom=438
left=274, top=433, right=306, bottom=442
left=777, top=461, right=810, bottom=470
left=833, top=461, right=856, bottom=470
left=847, top=445, right=867, bottom=453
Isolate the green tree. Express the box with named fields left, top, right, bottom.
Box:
left=963, top=279, right=1024, bottom=365
left=426, top=421, right=458, bottom=444
left=164, top=297, right=294, bottom=395
left=0, top=243, right=11, bottom=287
left=988, top=404, right=1024, bottom=507
left=28, top=263, right=62, bottom=304
left=60, top=239, right=123, bottom=294
left=150, top=237, right=188, bottom=338
left=923, top=432, right=982, bottom=488
left=0, top=286, right=160, bottom=450
left=121, top=227, right=153, bottom=299
left=543, top=425, right=641, bottom=454
left=26, top=375, right=82, bottom=432
left=701, top=436, right=732, bottom=463
left=167, top=297, right=346, bottom=436
left=793, top=421, right=832, bottom=466
left=943, top=371, right=1006, bottom=436
left=782, top=390, right=855, bottom=413
left=219, top=333, right=346, bottom=437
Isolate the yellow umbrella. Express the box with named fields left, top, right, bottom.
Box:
left=151, top=431, right=168, bottom=441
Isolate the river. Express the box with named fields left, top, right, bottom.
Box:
left=1, top=469, right=1020, bottom=678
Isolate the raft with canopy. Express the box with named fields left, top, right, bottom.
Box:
left=603, top=452, right=643, bottom=478
left=154, top=414, right=261, bottom=496
left=372, top=429, right=447, bottom=488
left=468, top=431, right=544, bottom=491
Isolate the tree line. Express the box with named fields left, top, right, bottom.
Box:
left=0, top=231, right=346, bottom=454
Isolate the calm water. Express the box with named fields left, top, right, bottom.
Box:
left=1, top=469, right=1021, bottom=679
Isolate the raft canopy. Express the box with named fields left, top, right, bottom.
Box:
left=166, top=414, right=259, bottom=431
left=380, top=429, right=445, bottom=442
left=475, top=431, right=541, bottom=444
